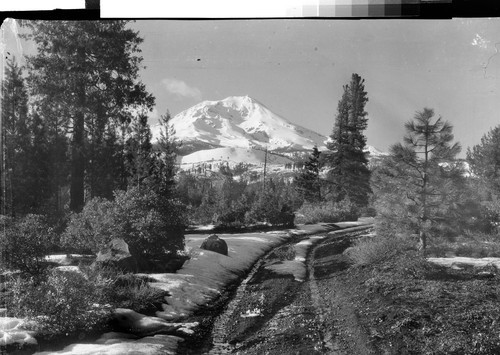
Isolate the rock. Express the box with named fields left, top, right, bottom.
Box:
left=93, top=238, right=150, bottom=273
left=200, top=234, right=228, bottom=256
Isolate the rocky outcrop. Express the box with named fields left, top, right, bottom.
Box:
left=200, top=234, right=228, bottom=256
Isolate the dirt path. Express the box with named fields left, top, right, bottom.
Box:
left=179, top=226, right=374, bottom=354
left=310, top=235, right=375, bottom=355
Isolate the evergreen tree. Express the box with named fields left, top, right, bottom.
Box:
left=295, top=145, right=322, bottom=202
left=125, top=113, right=153, bottom=188
left=24, top=20, right=155, bottom=211
left=148, top=111, right=179, bottom=199
left=374, top=108, right=462, bottom=251
left=326, top=73, right=371, bottom=207
left=1, top=58, right=30, bottom=215
left=26, top=112, right=54, bottom=213
left=467, top=126, right=500, bottom=194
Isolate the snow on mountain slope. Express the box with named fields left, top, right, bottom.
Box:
left=178, top=147, right=294, bottom=169
left=364, top=145, right=388, bottom=158
left=152, top=96, right=328, bottom=155
left=152, top=95, right=386, bottom=170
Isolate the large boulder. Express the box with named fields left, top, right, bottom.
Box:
left=93, top=238, right=150, bottom=273
left=200, top=234, right=228, bottom=256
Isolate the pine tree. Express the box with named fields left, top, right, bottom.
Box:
left=24, top=20, right=155, bottom=211
left=1, top=58, right=31, bottom=215
left=375, top=108, right=462, bottom=251
left=125, top=113, right=154, bottom=188
left=296, top=145, right=322, bottom=202
left=149, top=111, right=179, bottom=199
left=326, top=73, right=371, bottom=207
left=22, top=112, right=56, bottom=214
left=467, top=126, right=500, bottom=194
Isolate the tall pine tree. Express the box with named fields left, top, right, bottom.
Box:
left=326, top=73, right=371, bottom=207
left=149, top=111, right=180, bottom=199
left=125, top=112, right=154, bottom=188
left=1, top=58, right=33, bottom=215
left=24, top=20, right=155, bottom=211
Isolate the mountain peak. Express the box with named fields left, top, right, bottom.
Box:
left=220, top=95, right=261, bottom=109
left=152, top=96, right=328, bottom=155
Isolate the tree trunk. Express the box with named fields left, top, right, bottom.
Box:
left=70, top=109, right=85, bottom=212
left=70, top=46, right=86, bottom=212
left=418, top=229, right=427, bottom=253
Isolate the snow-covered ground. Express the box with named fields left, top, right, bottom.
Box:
left=0, top=317, right=37, bottom=348
left=2, top=221, right=379, bottom=354
left=178, top=146, right=293, bottom=170
left=265, top=220, right=374, bottom=282
left=16, top=225, right=336, bottom=354
left=428, top=257, right=500, bottom=270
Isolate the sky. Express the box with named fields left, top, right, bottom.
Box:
left=2, top=18, right=500, bottom=156
left=131, top=19, right=500, bottom=156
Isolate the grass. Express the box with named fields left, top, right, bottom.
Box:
left=108, top=273, right=168, bottom=315
left=342, top=245, right=500, bottom=354
left=344, top=233, right=415, bottom=266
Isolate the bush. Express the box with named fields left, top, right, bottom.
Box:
left=106, top=273, right=167, bottom=314
left=345, top=233, right=415, bottom=266
left=295, top=199, right=359, bottom=224
left=63, top=186, right=185, bottom=258
left=0, top=214, right=56, bottom=275
left=245, top=194, right=295, bottom=227
left=7, top=268, right=112, bottom=337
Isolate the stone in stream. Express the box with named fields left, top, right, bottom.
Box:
left=200, top=234, right=228, bottom=256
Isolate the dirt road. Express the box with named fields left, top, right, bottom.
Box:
left=179, top=225, right=374, bottom=354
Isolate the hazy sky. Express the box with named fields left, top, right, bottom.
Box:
left=3, top=19, right=500, bottom=156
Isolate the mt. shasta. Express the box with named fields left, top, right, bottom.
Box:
left=151, top=96, right=384, bottom=169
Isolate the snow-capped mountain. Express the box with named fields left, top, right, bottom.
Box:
left=152, top=95, right=327, bottom=155
left=151, top=96, right=385, bottom=170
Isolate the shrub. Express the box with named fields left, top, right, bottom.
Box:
left=0, top=214, right=56, bottom=275
left=5, top=264, right=169, bottom=338
left=61, top=197, right=113, bottom=253
left=106, top=273, right=167, bottom=314
left=345, top=233, right=415, bottom=266
left=295, top=199, right=359, bottom=224
left=63, top=186, right=185, bottom=258
left=7, top=269, right=112, bottom=337
left=244, top=191, right=295, bottom=227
